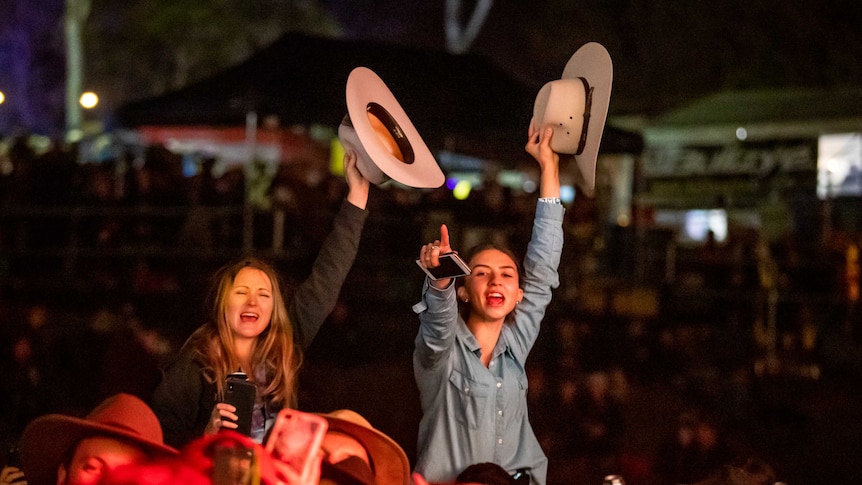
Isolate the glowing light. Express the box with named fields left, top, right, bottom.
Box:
left=560, top=185, right=575, bottom=203
left=446, top=177, right=459, bottom=190
left=79, top=91, right=99, bottom=109
left=452, top=180, right=472, bottom=200
left=330, top=138, right=346, bottom=176
left=0, top=91, right=5, bottom=104
left=735, top=127, right=748, bottom=141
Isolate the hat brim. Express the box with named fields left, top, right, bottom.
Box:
left=533, top=42, right=613, bottom=197
left=20, top=415, right=178, bottom=485
left=342, top=67, right=445, bottom=189
left=319, top=414, right=411, bottom=485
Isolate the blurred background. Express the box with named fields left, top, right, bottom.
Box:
left=2, top=1, right=862, bottom=484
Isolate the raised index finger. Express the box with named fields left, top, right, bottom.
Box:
left=440, top=224, right=450, bottom=249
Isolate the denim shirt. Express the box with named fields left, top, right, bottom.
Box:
left=412, top=201, right=564, bottom=485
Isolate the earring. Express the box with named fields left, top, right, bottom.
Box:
left=463, top=298, right=469, bottom=303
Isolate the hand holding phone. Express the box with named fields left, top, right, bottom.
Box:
left=223, top=372, right=256, bottom=436
left=265, top=409, right=328, bottom=485
left=1, top=452, right=27, bottom=485
left=415, top=252, right=471, bottom=280
left=416, top=224, right=471, bottom=281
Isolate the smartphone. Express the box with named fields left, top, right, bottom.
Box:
left=224, top=372, right=256, bottom=436
left=265, top=409, right=328, bottom=483
left=2, top=447, right=25, bottom=484
left=415, top=252, right=471, bottom=281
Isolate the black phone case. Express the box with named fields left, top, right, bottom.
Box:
left=224, top=374, right=256, bottom=436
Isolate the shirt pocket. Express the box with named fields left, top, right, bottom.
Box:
left=448, top=369, right=489, bottom=429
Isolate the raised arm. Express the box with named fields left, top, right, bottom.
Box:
left=290, top=150, right=370, bottom=348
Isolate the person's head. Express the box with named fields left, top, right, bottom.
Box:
left=585, top=371, right=610, bottom=401
left=210, top=257, right=289, bottom=344
left=456, top=243, right=523, bottom=324
left=317, top=410, right=410, bottom=485
left=695, top=416, right=721, bottom=449
left=59, top=436, right=149, bottom=485
left=19, top=393, right=178, bottom=485
left=455, top=462, right=516, bottom=485
left=693, top=455, right=777, bottom=485
left=197, top=256, right=299, bottom=407
left=675, top=412, right=697, bottom=446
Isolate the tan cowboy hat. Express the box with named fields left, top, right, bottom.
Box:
left=338, top=67, right=445, bottom=188
left=20, top=393, right=178, bottom=485
left=530, top=42, right=613, bottom=197
left=317, top=409, right=411, bottom=485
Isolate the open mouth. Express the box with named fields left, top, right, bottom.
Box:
left=486, top=292, right=505, bottom=306
left=240, top=312, right=259, bottom=323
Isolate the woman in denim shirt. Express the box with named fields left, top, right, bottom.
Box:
left=413, top=127, right=564, bottom=485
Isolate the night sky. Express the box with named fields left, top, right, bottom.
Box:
left=2, top=0, right=862, bottom=135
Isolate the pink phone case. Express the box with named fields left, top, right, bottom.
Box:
left=265, top=409, right=328, bottom=482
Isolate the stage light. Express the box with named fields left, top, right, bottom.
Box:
left=80, top=91, right=99, bottom=109
left=453, top=180, right=472, bottom=200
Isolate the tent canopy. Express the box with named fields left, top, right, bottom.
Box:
left=116, top=33, right=642, bottom=162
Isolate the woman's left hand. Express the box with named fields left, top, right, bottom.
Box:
left=344, top=150, right=370, bottom=210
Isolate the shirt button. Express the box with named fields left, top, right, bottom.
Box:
left=464, top=387, right=469, bottom=393
left=498, top=438, right=503, bottom=444
left=498, top=410, right=503, bottom=416
left=496, top=382, right=502, bottom=388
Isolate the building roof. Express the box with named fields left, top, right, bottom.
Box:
left=116, top=32, right=642, bottom=162
left=645, top=87, right=862, bottom=145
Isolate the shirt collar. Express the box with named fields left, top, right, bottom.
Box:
left=456, top=317, right=512, bottom=359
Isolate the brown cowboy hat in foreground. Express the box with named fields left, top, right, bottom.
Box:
left=20, top=393, right=178, bottom=485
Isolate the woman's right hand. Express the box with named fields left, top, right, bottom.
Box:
left=204, top=402, right=239, bottom=435
left=418, top=224, right=455, bottom=289
left=525, top=125, right=561, bottom=198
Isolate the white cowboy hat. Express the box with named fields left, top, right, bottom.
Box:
left=530, top=42, right=613, bottom=197
left=338, top=67, right=445, bottom=189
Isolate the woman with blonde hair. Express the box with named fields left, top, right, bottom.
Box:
left=152, top=151, right=370, bottom=449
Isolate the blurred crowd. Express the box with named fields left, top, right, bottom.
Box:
left=2, top=132, right=861, bottom=484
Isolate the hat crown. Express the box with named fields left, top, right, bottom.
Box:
left=21, top=394, right=176, bottom=485
left=327, top=409, right=373, bottom=429
left=86, top=393, right=165, bottom=443
left=319, top=409, right=411, bottom=485
left=534, top=79, right=588, bottom=154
